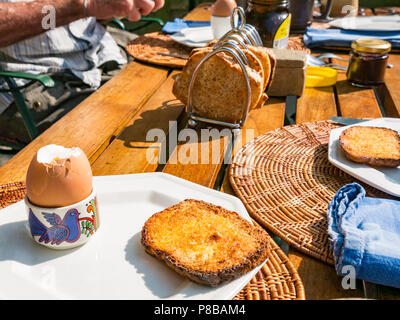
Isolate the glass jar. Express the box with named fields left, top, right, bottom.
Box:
left=245, top=0, right=291, bottom=48
left=346, top=38, right=391, bottom=87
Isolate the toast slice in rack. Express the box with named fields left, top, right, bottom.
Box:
left=172, top=46, right=267, bottom=123
left=141, top=199, right=270, bottom=287
left=339, top=126, right=400, bottom=167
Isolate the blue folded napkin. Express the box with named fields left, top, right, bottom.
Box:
left=304, top=27, right=400, bottom=49
left=162, top=18, right=211, bottom=34
left=327, top=183, right=400, bottom=288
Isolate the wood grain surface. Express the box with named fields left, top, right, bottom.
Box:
left=1, top=2, right=400, bottom=300
left=92, top=71, right=185, bottom=176
left=333, top=55, right=383, bottom=119
left=0, top=62, right=168, bottom=184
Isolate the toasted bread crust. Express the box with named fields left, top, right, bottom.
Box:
left=172, top=45, right=271, bottom=123
left=339, top=126, right=400, bottom=167
left=141, top=199, right=270, bottom=287
left=247, top=46, right=272, bottom=91
left=264, top=48, right=276, bottom=92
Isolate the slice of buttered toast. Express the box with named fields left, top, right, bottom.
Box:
left=339, top=126, right=400, bottom=167
left=141, top=199, right=270, bottom=287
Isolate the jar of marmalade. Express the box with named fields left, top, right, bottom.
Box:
left=245, top=0, right=291, bottom=48
left=346, top=39, right=391, bottom=87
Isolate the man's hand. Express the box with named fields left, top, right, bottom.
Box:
left=0, top=0, right=165, bottom=47
left=152, top=0, right=164, bottom=12
left=86, top=0, right=165, bottom=21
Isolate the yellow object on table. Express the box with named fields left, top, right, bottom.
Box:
left=306, top=66, right=338, bottom=87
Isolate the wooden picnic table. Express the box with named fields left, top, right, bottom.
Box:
left=1, top=3, right=400, bottom=299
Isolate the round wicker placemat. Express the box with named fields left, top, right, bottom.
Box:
left=230, top=120, right=389, bottom=265
left=0, top=181, right=305, bottom=300
left=0, top=181, right=26, bottom=209
left=126, top=32, right=191, bottom=69
left=234, top=230, right=305, bottom=300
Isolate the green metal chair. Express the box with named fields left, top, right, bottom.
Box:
left=110, top=16, right=164, bottom=33
left=0, top=17, right=164, bottom=151
left=0, top=68, right=55, bottom=150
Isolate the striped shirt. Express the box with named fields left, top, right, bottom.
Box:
left=0, top=0, right=126, bottom=113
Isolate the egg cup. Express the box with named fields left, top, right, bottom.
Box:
left=211, top=15, right=233, bottom=39
left=25, top=189, right=100, bottom=250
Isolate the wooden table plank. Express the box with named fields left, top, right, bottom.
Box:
left=296, top=87, right=337, bottom=124
left=288, top=251, right=365, bottom=300
left=238, top=98, right=286, bottom=142
left=295, top=51, right=338, bottom=124
left=333, top=57, right=383, bottom=119
left=0, top=62, right=168, bottom=185
left=377, top=54, right=400, bottom=118
left=183, top=2, right=213, bottom=21
left=92, top=72, right=184, bottom=176
left=162, top=123, right=231, bottom=188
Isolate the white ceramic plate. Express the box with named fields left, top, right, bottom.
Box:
left=170, top=26, right=214, bottom=48
left=0, top=172, right=265, bottom=300
left=328, top=118, right=400, bottom=197
left=329, top=15, right=400, bottom=31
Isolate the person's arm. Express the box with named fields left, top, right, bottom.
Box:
left=0, top=0, right=165, bottom=48
left=0, top=0, right=85, bottom=47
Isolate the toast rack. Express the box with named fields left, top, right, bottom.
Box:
left=187, top=7, right=263, bottom=129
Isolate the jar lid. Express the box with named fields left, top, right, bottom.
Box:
left=306, top=67, right=337, bottom=88
left=352, top=38, right=392, bottom=54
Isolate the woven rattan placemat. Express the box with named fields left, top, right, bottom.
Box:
left=0, top=181, right=26, bottom=209
left=126, top=32, right=191, bottom=69
left=230, top=120, right=389, bottom=265
left=0, top=181, right=305, bottom=300
left=234, top=231, right=305, bottom=300
left=126, top=32, right=311, bottom=70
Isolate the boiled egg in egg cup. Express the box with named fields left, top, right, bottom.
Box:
left=210, top=0, right=237, bottom=39
left=24, top=145, right=100, bottom=250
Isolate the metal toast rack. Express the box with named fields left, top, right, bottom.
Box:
left=187, top=7, right=263, bottom=129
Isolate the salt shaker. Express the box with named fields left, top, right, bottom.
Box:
left=211, top=0, right=237, bottom=39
